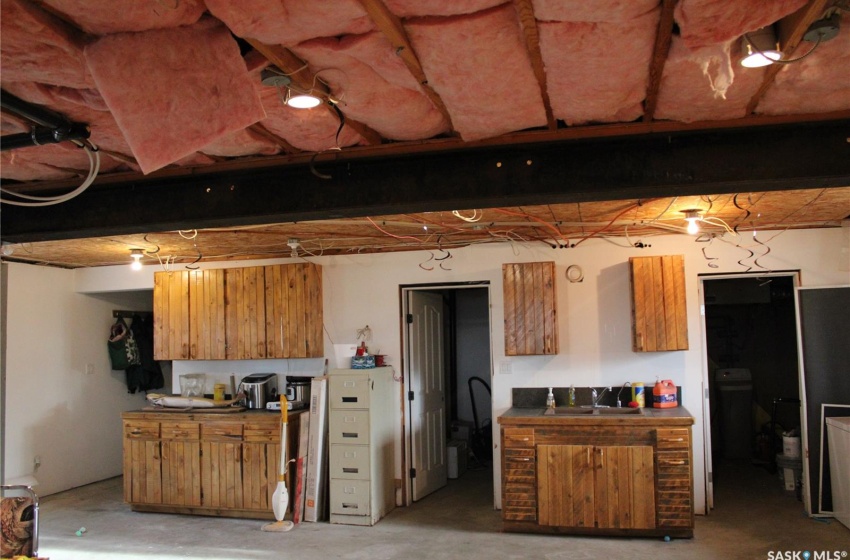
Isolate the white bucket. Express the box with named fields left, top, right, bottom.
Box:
left=782, top=436, right=801, bottom=458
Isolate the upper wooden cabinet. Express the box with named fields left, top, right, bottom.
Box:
left=154, top=263, right=323, bottom=360
left=629, top=255, right=688, bottom=352
left=503, top=262, right=558, bottom=355
left=265, top=264, right=323, bottom=359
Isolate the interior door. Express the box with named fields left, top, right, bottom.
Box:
left=408, top=290, right=448, bottom=501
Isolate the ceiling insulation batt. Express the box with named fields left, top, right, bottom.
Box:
left=38, top=0, right=205, bottom=35
left=83, top=18, right=267, bottom=174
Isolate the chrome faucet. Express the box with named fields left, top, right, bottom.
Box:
left=591, top=387, right=612, bottom=408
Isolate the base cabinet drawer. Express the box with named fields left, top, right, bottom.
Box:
left=330, top=479, right=372, bottom=516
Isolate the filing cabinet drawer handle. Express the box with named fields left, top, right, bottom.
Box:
left=342, top=503, right=359, bottom=509
left=342, top=432, right=358, bottom=438
left=343, top=467, right=359, bottom=474
left=342, top=397, right=358, bottom=403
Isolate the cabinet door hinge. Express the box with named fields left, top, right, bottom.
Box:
left=406, top=313, right=413, bottom=324
left=409, top=468, right=416, bottom=479
left=408, top=391, right=414, bottom=401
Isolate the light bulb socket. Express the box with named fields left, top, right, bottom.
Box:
left=682, top=209, right=702, bottom=234
left=740, top=26, right=781, bottom=67
left=129, top=249, right=144, bottom=268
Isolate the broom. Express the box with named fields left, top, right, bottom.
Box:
left=262, top=395, right=294, bottom=532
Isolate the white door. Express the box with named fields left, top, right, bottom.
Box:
left=408, top=290, right=448, bottom=501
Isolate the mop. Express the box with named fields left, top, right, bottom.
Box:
left=262, top=396, right=294, bottom=532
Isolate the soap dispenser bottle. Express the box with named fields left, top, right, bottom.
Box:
left=546, top=387, right=556, bottom=409
left=568, top=385, right=576, bottom=407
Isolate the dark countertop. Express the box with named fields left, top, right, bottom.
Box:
left=123, top=408, right=306, bottom=421
left=499, top=405, right=694, bottom=426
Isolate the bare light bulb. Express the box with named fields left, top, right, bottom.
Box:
left=129, top=249, right=144, bottom=270
left=286, top=92, right=321, bottom=109
left=682, top=209, right=701, bottom=235
left=686, top=218, right=700, bottom=235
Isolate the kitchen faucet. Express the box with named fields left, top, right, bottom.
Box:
left=591, top=386, right=612, bottom=408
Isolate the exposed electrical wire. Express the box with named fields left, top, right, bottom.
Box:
left=178, top=229, right=197, bottom=240
left=493, top=208, right=570, bottom=247
left=452, top=209, right=482, bottom=222
left=572, top=201, right=648, bottom=247
left=419, top=251, right=435, bottom=271
left=0, top=142, right=100, bottom=206
left=366, top=217, right=425, bottom=243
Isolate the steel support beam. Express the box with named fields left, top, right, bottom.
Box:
left=2, top=120, right=849, bottom=243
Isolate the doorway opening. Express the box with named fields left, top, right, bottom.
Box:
left=700, top=272, right=802, bottom=511
left=400, top=283, right=493, bottom=509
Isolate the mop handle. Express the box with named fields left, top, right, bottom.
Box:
left=278, top=395, right=288, bottom=482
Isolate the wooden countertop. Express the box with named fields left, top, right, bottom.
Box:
left=498, top=406, right=694, bottom=426
left=122, top=409, right=305, bottom=422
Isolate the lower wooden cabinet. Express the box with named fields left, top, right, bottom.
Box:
left=537, top=444, right=655, bottom=530
left=500, top=413, right=695, bottom=538
left=123, top=411, right=295, bottom=520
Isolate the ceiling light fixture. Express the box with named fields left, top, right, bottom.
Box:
left=683, top=209, right=702, bottom=235
left=741, top=26, right=782, bottom=68
left=130, top=248, right=144, bottom=270
left=261, top=68, right=321, bottom=110
left=740, top=13, right=840, bottom=68
left=287, top=238, right=300, bottom=258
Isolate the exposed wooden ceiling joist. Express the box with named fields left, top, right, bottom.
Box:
left=513, top=0, right=557, bottom=130
left=644, top=0, right=679, bottom=121
left=357, top=0, right=456, bottom=131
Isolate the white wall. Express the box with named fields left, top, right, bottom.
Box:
left=44, top=226, right=850, bottom=509
left=2, top=263, right=150, bottom=495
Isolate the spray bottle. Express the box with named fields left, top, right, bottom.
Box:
left=546, top=387, right=556, bottom=409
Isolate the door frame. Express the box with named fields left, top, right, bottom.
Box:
left=399, top=281, right=491, bottom=507
left=697, top=270, right=801, bottom=512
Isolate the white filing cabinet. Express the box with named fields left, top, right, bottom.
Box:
left=328, top=367, right=396, bottom=526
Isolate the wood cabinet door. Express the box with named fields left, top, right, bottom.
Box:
left=594, top=445, right=656, bottom=529
left=225, top=266, right=267, bottom=359
left=629, top=255, right=688, bottom=352
left=201, top=441, right=244, bottom=509
left=188, top=269, right=226, bottom=359
left=503, top=262, right=558, bottom=355
left=537, top=444, right=594, bottom=527
left=123, top=421, right=162, bottom=505
left=265, top=263, right=324, bottom=358
left=153, top=271, right=190, bottom=359
left=160, top=422, right=201, bottom=507
left=242, top=442, right=279, bottom=511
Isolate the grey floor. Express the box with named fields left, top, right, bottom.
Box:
left=35, top=460, right=849, bottom=560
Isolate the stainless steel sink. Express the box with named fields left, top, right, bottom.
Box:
left=543, top=408, right=595, bottom=415
left=596, top=407, right=645, bottom=415
left=543, top=407, right=645, bottom=416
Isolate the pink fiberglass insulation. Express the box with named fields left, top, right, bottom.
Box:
left=39, top=0, right=205, bottom=35
left=539, top=8, right=659, bottom=126
left=532, top=0, right=659, bottom=23
left=405, top=4, right=547, bottom=141
left=757, top=28, right=850, bottom=116
left=383, top=0, right=505, bottom=18
left=199, top=128, right=282, bottom=157
left=0, top=143, right=125, bottom=181
left=675, top=0, right=807, bottom=49
left=84, top=18, right=267, bottom=174
left=654, top=36, right=764, bottom=122
left=292, top=32, right=448, bottom=141
left=1, top=81, right=136, bottom=157
left=0, top=0, right=94, bottom=88
left=204, top=0, right=374, bottom=47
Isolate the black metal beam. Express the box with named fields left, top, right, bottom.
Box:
left=2, top=120, right=849, bottom=243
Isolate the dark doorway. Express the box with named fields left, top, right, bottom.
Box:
left=703, top=275, right=801, bottom=478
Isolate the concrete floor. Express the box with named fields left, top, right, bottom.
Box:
left=35, top=460, right=849, bottom=560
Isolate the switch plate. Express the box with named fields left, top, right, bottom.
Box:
left=500, top=360, right=512, bottom=375
left=85, top=363, right=94, bottom=375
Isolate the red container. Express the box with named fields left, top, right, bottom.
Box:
left=653, top=379, right=678, bottom=408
